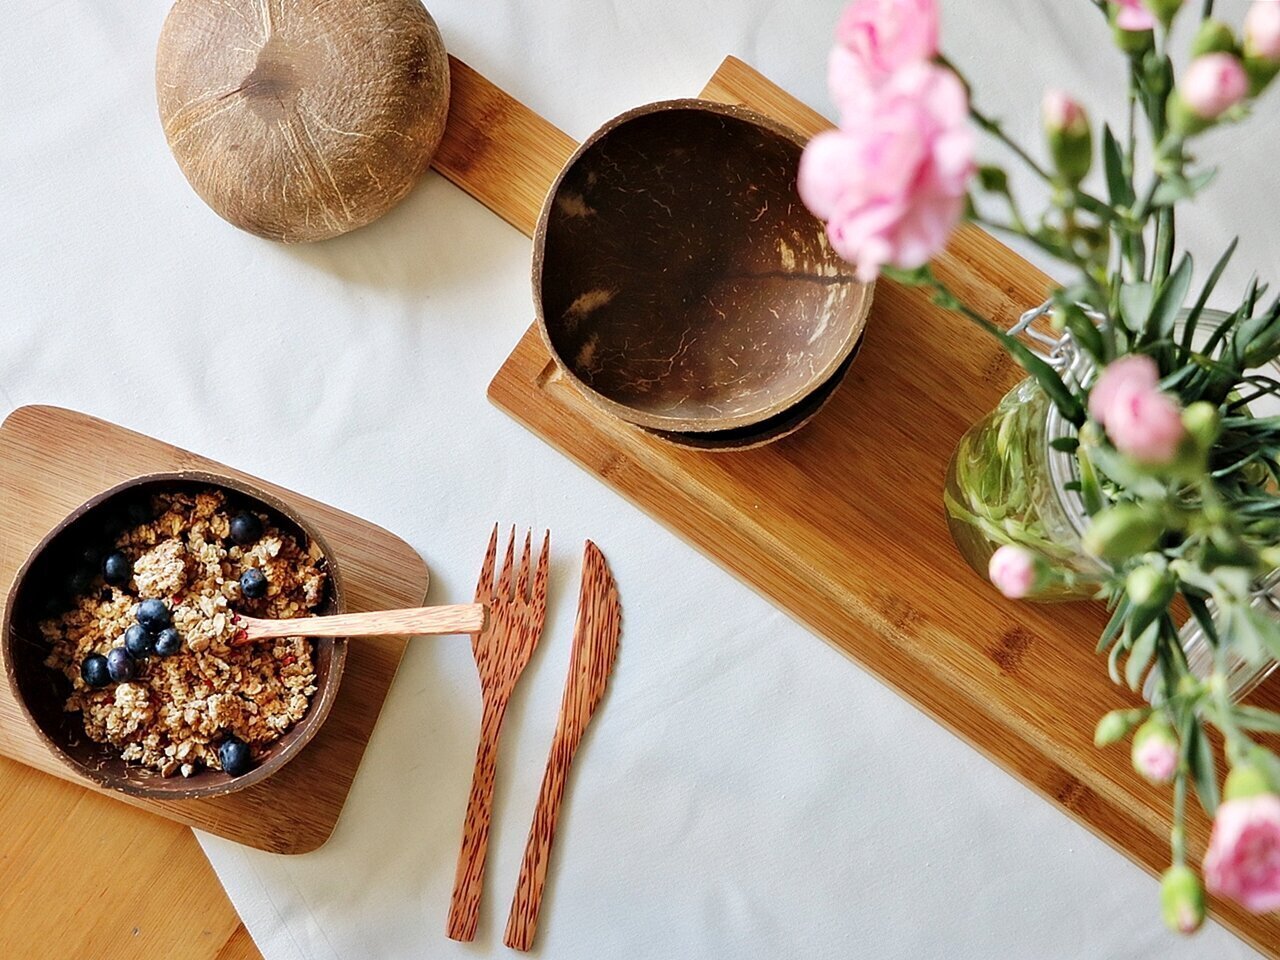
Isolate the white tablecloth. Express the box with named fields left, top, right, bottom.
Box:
left=4, top=1, right=1275, bottom=957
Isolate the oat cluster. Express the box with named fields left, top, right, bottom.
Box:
left=41, top=489, right=326, bottom=777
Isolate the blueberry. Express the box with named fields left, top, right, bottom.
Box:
left=81, top=654, right=111, bottom=688
left=102, top=551, right=132, bottom=587
left=106, top=646, right=135, bottom=682
left=154, top=627, right=182, bottom=658
left=219, top=737, right=253, bottom=776
left=123, top=624, right=154, bottom=658
left=136, top=598, right=171, bottom=632
left=240, top=568, right=267, bottom=599
left=229, top=512, right=263, bottom=546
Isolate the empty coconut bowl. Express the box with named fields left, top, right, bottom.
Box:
left=534, top=98, right=872, bottom=435
left=643, top=334, right=865, bottom=452
left=3, top=473, right=346, bottom=800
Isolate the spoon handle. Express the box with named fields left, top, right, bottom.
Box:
left=238, top=603, right=487, bottom=641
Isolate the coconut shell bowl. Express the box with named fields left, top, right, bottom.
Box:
left=533, top=98, right=872, bottom=442
left=3, top=473, right=346, bottom=801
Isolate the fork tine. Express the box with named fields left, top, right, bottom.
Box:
left=530, top=531, right=551, bottom=627
left=475, top=523, right=499, bottom=602
left=497, top=525, right=517, bottom=600
left=515, top=530, right=533, bottom=602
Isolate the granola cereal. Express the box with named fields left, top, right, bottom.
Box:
left=40, top=489, right=326, bottom=777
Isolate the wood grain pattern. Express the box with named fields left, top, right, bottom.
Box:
left=483, top=57, right=1280, bottom=956
left=504, top=541, right=621, bottom=951
left=432, top=57, right=577, bottom=236
left=0, top=754, right=249, bottom=960
left=447, top=527, right=551, bottom=941
left=0, top=406, right=429, bottom=854
left=235, top=603, right=485, bottom=642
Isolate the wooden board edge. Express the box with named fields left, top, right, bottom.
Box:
left=481, top=58, right=1277, bottom=957
left=0, top=404, right=430, bottom=855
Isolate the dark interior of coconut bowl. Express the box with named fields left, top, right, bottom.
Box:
left=536, top=99, right=870, bottom=433
left=4, top=475, right=345, bottom=799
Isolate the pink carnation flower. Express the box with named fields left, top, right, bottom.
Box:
left=1089, top=355, right=1186, bottom=465
left=799, top=63, right=974, bottom=281
left=1088, top=355, right=1159, bottom=426
left=1204, top=794, right=1280, bottom=913
left=1113, top=0, right=1156, bottom=31
left=828, top=0, right=940, bottom=113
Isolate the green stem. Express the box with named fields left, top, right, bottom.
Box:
left=1152, top=207, right=1175, bottom=286
left=1172, top=770, right=1188, bottom=865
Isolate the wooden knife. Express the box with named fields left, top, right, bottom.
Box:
left=503, top=540, right=621, bottom=951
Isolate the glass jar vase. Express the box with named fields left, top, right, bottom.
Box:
left=943, top=308, right=1103, bottom=601
left=945, top=304, right=1278, bottom=701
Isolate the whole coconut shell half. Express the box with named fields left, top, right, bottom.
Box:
left=156, top=0, right=451, bottom=242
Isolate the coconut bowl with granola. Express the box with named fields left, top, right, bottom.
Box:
left=3, top=473, right=346, bottom=799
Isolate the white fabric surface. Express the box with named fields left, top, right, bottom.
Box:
left=3, top=1, right=1276, bottom=957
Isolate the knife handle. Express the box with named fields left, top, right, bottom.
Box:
left=502, top=724, right=579, bottom=951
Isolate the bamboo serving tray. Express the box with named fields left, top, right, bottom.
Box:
left=0, top=405, right=429, bottom=855
left=428, top=57, right=1280, bottom=954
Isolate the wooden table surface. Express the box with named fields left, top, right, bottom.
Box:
left=0, top=756, right=261, bottom=960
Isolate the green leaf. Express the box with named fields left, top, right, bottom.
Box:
left=995, top=330, right=1087, bottom=425
left=1097, top=596, right=1132, bottom=653
left=1149, top=253, right=1193, bottom=343
left=881, top=264, right=933, bottom=286
left=1245, top=605, right=1280, bottom=663
left=1108, top=638, right=1125, bottom=685
left=1182, top=715, right=1220, bottom=817
left=1076, top=445, right=1106, bottom=515
left=1184, top=592, right=1220, bottom=647
left=1054, top=299, right=1107, bottom=362
left=1125, top=620, right=1159, bottom=690
left=1180, top=237, right=1238, bottom=361
left=1102, top=125, right=1135, bottom=208
left=1151, top=168, right=1217, bottom=206
left=1119, top=282, right=1155, bottom=335
left=1050, top=437, right=1080, bottom=453
left=977, top=164, right=1010, bottom=194
left=1233, top=706, right=1280, bottom=735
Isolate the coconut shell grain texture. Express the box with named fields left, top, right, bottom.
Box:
left=534, top=99, right=871, bottom=434
left=156, top=0, right=450, bottom=242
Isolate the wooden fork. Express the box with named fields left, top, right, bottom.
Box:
left=446, top=525, right=550, bottom=942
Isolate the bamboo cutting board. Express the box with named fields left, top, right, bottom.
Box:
left=454, top=58, right=1280, bottom=955
left=0, top=405, right=428, bottom=855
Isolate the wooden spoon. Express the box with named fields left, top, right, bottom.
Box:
left=230, top=603, right=487, bottom=644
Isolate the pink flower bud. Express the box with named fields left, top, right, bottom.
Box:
left=1204, top=793, right=1280, bottom=913
left=1131, top=717, right=1178, bottom=784
left=1246, top=1, right=1280, bottom=61
left=987, top=545, right=1041, bottom=599
left=1113, top=0, right=1156, bottom=31
left=1042, top=90, right=1088, bottom=133
left=1160, top=865, right=1205, bottom=935
left=1181, top=53, right=1250, bottom=119
left=1088, top=355, right=1158, bottom=425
